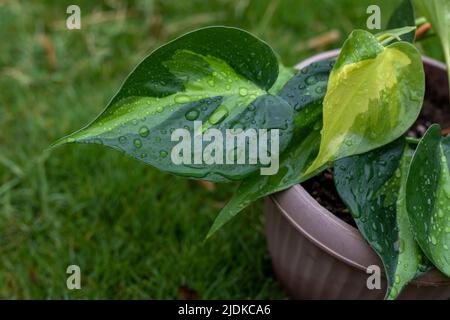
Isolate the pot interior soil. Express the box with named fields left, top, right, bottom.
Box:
left=302, top=69, right=450, bottom=227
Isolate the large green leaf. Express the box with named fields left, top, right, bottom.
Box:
left=52, top=26, right=295, bottom=182
left=207, top=61, right=334, bottom=237
left=406, top=124, right=450, bottom=277
left=335, top=138, right=430, bottom=299
left=415, top=0, right=450, bottom=94
left=387, top=0, right=416, bottom=43
left=305, top=30, right=425, bottom=176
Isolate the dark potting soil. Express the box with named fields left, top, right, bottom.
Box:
left=302, top=67, right=450, bottom=228
left=302, top=168, right=356, bottom=226
left=408, top=66, right=450, bottom=137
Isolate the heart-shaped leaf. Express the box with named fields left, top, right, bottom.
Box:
left=406, top=124, right=450, bottom=277
left=335, top=138, right=430, bottom=299
left=207, top=61, right=334, bottom=237
left=53, top=26, right=295, bottom=182
left=304, top=30, right=425, bottom=176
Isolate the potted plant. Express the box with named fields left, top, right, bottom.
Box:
left=53, top=0, right=450, bottom=299
left=265, top=51, right=450, bottom=300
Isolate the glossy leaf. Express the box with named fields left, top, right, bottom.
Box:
left=406, top=124, right=450, bottom=276
left=207, top=61, right=335, bottom=237
left=53, top=26, right=294, bottom=182
left=305, top=30, right=425, bottom=176
left=335, top=138, right=429, bottom=299
left=387, top=0, right=416, bottom=43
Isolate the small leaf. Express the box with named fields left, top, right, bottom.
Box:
left=387, top=0, right=416, bottom=43
left=207, top=61, right=335, bottom=237
left=335, top=138, right=430, bottom=299
left=376, top=26, right=417, bottom=45
left=53, top=27, right=295, bottom=182
left=406, top=124, right=450, bottom=277
left=305, top=30, right=425, bottom=176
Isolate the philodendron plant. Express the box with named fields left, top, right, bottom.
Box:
left=54, top=0, right=450, bottom=299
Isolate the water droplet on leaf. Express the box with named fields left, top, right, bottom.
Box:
left=175, top=95, right=191, bottom=104
left=139, top=126, right=150, bottom=137
left=160, top=150, right=168, bottom=158
left=306, top=75, right=317, bottom=85
left=185, top=109, right=199, bottom=121
left=134, top=138, right=142, bottom=148
left=119, top=136, right=127, bottom=144
left=239, top=87, right=248, bottom=96
left=209, top=105, right=228, bottom=125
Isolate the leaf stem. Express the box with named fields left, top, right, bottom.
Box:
left=406, top=137, right=421, bottom=145
left=377, top=33, right=402, bottom=46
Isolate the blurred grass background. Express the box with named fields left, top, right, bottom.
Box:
left=0, top=0, right=425, bottom=299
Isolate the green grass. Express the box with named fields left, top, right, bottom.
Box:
left=0, top=0, right=402, bottom=299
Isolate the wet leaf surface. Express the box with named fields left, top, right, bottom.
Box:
left=53, top=27, right=294, bottom=182
left=406, top=124, right=450, bottom=277
left=335, top=138, right=430, bottom=299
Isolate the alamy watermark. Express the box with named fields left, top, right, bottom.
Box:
left=366, top=5, right=381, bottom=30
left=170, top=121, right=280, bottom=176
left=66, top=265, right=81, bottom=290
left=66, top=5, right=81, bottom=30
left=366, top=265, right=382, bottom=290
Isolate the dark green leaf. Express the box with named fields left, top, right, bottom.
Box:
left=406, top=124, right=450, bottom=277
left=387, top=0, right=416, bottom=43
left=335, top=138, right=430, bottom=299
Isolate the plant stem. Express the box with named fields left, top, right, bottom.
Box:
left=377, top=33, right=402, bottom=46
left=406, top=137, right=421, bottom=145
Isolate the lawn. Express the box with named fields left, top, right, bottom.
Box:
left=0, top=0, right=404, bottom=299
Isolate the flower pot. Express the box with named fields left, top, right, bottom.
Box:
left=264, top=51, right=450, bottom=300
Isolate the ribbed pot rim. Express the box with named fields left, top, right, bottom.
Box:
left=270, top=50, right=450, bottom=286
